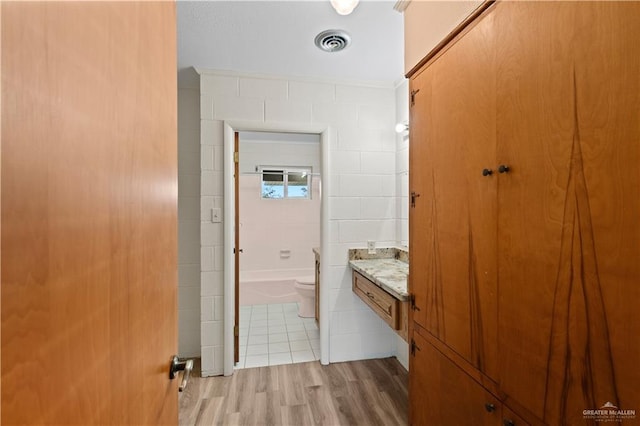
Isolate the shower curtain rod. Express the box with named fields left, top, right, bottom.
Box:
left=239, top=171, right=321, bottom=176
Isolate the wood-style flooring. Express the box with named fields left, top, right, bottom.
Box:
left=179, top=357, right=408, bottom=426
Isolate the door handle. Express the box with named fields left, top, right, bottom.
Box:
left=169, top=355, right=194, bottom=392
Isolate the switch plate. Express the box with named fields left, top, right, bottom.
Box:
left=367, top=240, right=376, bottom=254
left=211, top=208, right=221, bottom=223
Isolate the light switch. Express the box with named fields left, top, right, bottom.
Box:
left=211, top=208, right=221, bottom=223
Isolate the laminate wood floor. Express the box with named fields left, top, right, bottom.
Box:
left=179, top=357, right=408, bottom=426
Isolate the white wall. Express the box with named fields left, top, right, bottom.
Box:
left=394, top=79, right=410, bottom=370
left=198, top=70, right=401, bottom=376
left=404, top=0, right=483, bottom=73
left=177, top=87, right=202, bottom=358
left=396, top=79, right=409, bottom=247
left=239, top=134, right=321, bottom=279
left=240, top=146, right=321, bottom=279
left=239, top=132, right=321, bottom=174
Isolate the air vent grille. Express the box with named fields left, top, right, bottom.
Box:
left=314, top=30, right=351, bottom=53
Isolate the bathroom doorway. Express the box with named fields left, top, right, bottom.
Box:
left=234, top=130, right=321, bottom=369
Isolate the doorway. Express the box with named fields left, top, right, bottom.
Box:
left=223, top=121, right=331, bottom=376
left=235, top=131, right=321, bottom=369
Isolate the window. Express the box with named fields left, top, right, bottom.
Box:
left=260, top=167, right=311, bottom=199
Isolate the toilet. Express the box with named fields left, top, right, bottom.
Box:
left=294, top=276, right=316, bottom=318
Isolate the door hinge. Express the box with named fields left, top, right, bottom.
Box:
left=234, top=151, right=239, bottom=163
left=410, top=192, right=420, bottom=208
left=410, top=89, right=420, bottom=106
left=410, top=293, right=421, bottom=312
left=410, top=338, right=421, bottom=356
left=234, top=325, right=239, bottom=337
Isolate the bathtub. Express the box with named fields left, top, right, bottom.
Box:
left=240, top=279, right=298, bottom=306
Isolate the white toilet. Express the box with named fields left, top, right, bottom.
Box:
left=294, top=276, right=316, bottom=318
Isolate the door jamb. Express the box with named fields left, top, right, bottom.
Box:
left=223, top=121, right=331, bottom=376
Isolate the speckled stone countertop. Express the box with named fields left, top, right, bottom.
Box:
left=348, top=247, right=408, bottom=301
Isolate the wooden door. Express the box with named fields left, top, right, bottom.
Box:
left=409, top=332, right=501, bottom=426
left=1, top=2, right=178, bottom=424
left=571, top=2, right=640, bottom=418
left=497, top=2, right=640, bottom=422
left=502, top=407, right=530, bottom=426
left=409, top=8, right=498, bottom=380
left=234, top=132, right=240, bottom=364
left=408, top=65, right=433, bottom=334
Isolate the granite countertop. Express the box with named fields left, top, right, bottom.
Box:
left=348, top=247, right=408, bottom=301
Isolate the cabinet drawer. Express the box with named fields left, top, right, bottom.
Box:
left=352, top=271, right=399, bottom=329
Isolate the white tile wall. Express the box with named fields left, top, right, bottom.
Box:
left=395, top=80, right=410, bottom=366
left=200, top=74, right=239, bottom=98
left=240, top=77, right=288, bottom=99
left=330, top=197, right=361, bottom=220
left=183, top=70, right=409, bottom=376
left=265, top=99, right=313, bottom=123
left=289, top=81, right=335, bottom=102
left=213, top=96, right=264, bottom=121
left=178, top=88, right=202, bottom=358
left=311, top=102, right=358, bottom=126
left=395, top=80, right=409, bottom=248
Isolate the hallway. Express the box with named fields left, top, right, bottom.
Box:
left=179, top=358, right=408, bottom=425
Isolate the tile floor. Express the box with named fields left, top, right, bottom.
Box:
left=236, top=302, right=320, bottom=369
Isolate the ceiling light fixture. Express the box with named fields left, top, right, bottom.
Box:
left=330, top=0, right=360, bottom=16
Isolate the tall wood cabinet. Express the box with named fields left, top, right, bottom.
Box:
left=408, top=2, right=640, bottom=425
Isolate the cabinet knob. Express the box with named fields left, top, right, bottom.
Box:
left=503, top=420, right=515, bottom=426
left=484, top=403, right=496, bottom=413
left=498, top=165, right=510, bottom=173
left=482, top=168, right=493, bottom=177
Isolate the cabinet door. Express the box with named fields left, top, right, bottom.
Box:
left=565, top=2, right=640, bottom=422
left=410, top=331, right=501, bottom=426
left=502, top=407, right=530, bottom=426
left=495, top=2, right=585, bottom=422
left=408, top=64, right=432, bottom=333
left=409, top=10, right=498, bottom=380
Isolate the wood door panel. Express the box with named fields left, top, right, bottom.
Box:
left=411, top=10, right=498, bottom=380
left=1, top=2, right=177, bottom=424
left=567, top=2, right=640, bottom=421
left=408, top=67, right=433, bottom=332
left=495, top=2, right=586, bottom=422
left=410, top=331, right=500, bottom=426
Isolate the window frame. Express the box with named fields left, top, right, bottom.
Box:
left=259, top=166, right=312, bottom=200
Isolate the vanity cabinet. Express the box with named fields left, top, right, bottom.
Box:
left=408, top=1, right=640, bottom=425
left=353, top=271, right=400, bottom=329
left=352, top=271, right=408, bottom=342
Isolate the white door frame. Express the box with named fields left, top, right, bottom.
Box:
left=222, top=121, right=331, bottom=376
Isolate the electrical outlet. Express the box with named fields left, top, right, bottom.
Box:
left=367, top=240, right=376, bottom=254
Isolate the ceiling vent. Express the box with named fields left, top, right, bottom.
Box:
left=314, top=30, right=351, bottom=53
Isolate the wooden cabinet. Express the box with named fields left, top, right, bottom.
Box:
left=353, top=271, right=399, bottom=329
left=352, top=271, right=408, bottom=341
left=410, top=332, right=501, bottom=426
left=409, top=3, right=498, bottom=382
left=408, top=1, right=640, bottom=425
left=403, top=0, right=485, bottom=75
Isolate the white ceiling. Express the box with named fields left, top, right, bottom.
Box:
left=177, top=0, right=404, bottom=88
